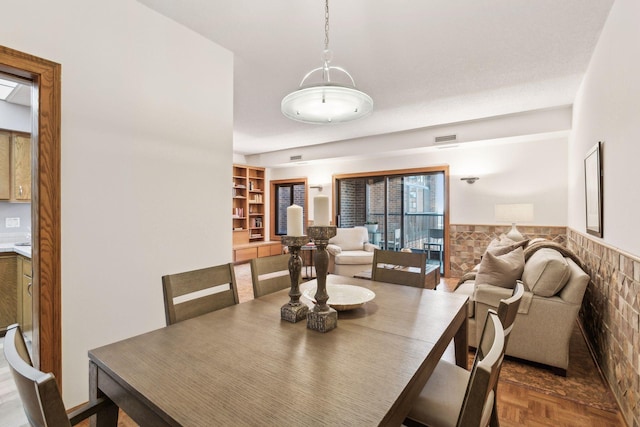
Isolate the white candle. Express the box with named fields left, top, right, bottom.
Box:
left=314, top=195, right=330, bottom=226
left=287, top=204, right=303, bottom=236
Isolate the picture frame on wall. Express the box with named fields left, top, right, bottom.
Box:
left=584, top=141, right=603, bottom=237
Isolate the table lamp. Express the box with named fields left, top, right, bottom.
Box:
left=494, top=204, right=534, bottom=241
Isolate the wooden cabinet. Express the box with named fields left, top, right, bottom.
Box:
left=12, top=133, right=31, bottom=201
left=16, top=255, right=32, bottom=337
left=0, top=130, right=31, bottom=202
left=233, top=241, right=283, bottom=263
left=233, top=164, right=265, bottom=244
left=0, top=254, right=17, bottom=328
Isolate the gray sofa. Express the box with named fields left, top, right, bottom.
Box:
left=454, top=239, right=589, bottom=374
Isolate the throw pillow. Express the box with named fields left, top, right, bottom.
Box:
left=475, top=247, right=525, bottom=289
left=522, top=248, right=571, bottom=297
left=485, top=235, right=529, bottom=256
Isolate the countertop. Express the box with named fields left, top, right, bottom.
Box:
left=0, top=243, right=32, bottom=259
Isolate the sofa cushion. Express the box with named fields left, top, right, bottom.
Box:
left=522, top=248, right=571, bottom=297
left=334, top=250, right=375, bottom=265
left=486, top=235, right=529, bottom=256
left=475, top=247, right=524, bottom=289
left=328, top=227, right=369, bottom=251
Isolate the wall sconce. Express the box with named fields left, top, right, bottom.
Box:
left=460, top=177, right=480, bottom=184
left=309, top=184, right=323, bottom=191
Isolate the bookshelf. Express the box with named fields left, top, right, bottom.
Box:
left=233, top=164, right=265, bottom=245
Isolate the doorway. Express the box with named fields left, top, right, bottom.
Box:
left=335, top=166, right=449, bottom=276
left=0, top=46, right=61, bottom=382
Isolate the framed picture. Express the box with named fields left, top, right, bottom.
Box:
left=584, top=141, right=603, bottom=237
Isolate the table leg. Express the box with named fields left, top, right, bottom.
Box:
left=90, top=361, right=119, bottom=427
left=453, top=305, right=469, bottom=370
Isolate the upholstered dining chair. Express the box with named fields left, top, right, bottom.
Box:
left=371, top=249, right=428, bottom=288
left=250, top=253, right=297, bottom=298
left=162, top=263, right=239, bottom=325
left=404, top=310, right=505, bottom=427
left=4, top=324, right=118, bottom=427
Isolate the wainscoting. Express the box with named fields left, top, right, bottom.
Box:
left=449, top=224, right=566, bottom=277
left=567, top=228, right=640, bottom=427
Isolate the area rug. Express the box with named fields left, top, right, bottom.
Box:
left=488, top=322, right=619, bottom=413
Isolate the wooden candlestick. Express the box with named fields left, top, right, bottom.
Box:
left=280, top=235, right=309, bottom=323
left=307, top=226, right=337, bottom=332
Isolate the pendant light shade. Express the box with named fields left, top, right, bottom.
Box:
left=281, top=0, right=373, bottom=124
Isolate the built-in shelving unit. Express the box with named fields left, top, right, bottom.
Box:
left=233, top=164, right=265, bottom=245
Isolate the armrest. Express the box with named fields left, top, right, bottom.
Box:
left=363, top=242, right=379, bottom=252
left=327, top=244, right=341, bottom=256
left=474, top=284, right=514, bottom=309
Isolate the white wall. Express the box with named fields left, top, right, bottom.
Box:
left=271, top=136, right=568, bottom=227
left=568, top=0, right=640, bottom=256
left=1, top=0, right=233, bottom=405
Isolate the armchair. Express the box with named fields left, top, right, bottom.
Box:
left=327, top=226, right=379, bottom=276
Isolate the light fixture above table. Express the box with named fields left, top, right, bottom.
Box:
left=281, top=0, right=373, bottom=124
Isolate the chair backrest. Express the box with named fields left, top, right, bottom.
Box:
left=497, top=281, right=525, bottom=347
left=328, top=226, right=369, bottom=250
left=458, top=310, right=505, bottom=427
left=162, top=263, right=239, bottom=325
left=371, top=249, right=427, bottom=288
left=250, top=254, right=297, bottom=298
left=4, top=324, right=71, bottom=427
left=429, top=228, right=444, bottom=240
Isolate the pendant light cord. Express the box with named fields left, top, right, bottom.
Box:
left=324, top=0, right=330, bottom=51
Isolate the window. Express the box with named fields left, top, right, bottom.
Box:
left=270, top=178, right=308, bottom=239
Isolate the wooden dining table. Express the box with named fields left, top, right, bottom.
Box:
left=88, top=275, right=468, bottom=426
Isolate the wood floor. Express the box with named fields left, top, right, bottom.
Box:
left=0, top=265, right=627, bottom=427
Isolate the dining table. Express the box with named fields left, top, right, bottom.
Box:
left=88, top=274, right=468, bottom=426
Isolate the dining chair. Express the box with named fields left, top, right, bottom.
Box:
left=489, top=281, right=525, bottom=427
left=4, top=324, right=117, bottom=427
left=162, top=263, right=239, bottom=325
left=371, top=249, right=428, bottom=288
left=250, top=253, right=297, bottom=298
left=404, top=310, right=505, bottom=427
left=386, top=228, right=401, bottom=251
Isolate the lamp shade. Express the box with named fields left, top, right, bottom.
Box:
left=494, top=204, right=534, bottom=223
left=281, top=84, right=373, bottom=124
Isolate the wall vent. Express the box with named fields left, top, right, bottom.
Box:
left=434, top=134, right=457, bottom=144
left=290, top=155, right=303, bottom=161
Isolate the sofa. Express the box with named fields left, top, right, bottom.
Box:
left=327, top=226, right=379, bottom=277
left=454, top=237, right=589, bottom=374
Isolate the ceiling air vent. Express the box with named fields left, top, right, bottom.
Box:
left=290, top=155, right=303, bottom=161
left=434, top=134, right=457, bottom=144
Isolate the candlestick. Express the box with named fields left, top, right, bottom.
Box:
left=307, top=225, right=338, bottom=332
left=287, top=204, right=303, bottom=236
left=313, top=195, right=330, bottom=226
left=280, top=235, right=309, bottom=323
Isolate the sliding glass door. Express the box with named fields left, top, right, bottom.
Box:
left=336, top=168, right=447, bottom=274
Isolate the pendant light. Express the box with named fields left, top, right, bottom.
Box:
left=281, top=0, right=373, bottom=124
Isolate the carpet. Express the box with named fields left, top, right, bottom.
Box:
left=490, top=322, right=619, bottom=413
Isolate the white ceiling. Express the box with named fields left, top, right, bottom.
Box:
left=139, top=1, right=613, bottom=157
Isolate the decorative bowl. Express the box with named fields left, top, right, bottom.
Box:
left=302, top=284, right=376, bottom=311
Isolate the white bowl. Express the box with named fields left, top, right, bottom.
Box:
left=302, top=284, right=375, bottom=311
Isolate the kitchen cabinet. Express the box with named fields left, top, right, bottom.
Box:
left=0, top=130, right=31, bottom=202
left=16, top=255, right=32, bottom=338
left=0, top=253, right=17, bottom=328
left=12, top=133, right=31, bottom=202
left=0, top=131, right=10, bottom=200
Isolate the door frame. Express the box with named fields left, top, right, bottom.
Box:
left=0, top=46, right=61, bottom=383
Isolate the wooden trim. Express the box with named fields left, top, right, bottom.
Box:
left=332, top=165, right=451, bottom=277
left=0, top=46, right=62, bottom=386
left=269, top=178, right=308, bottom=241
